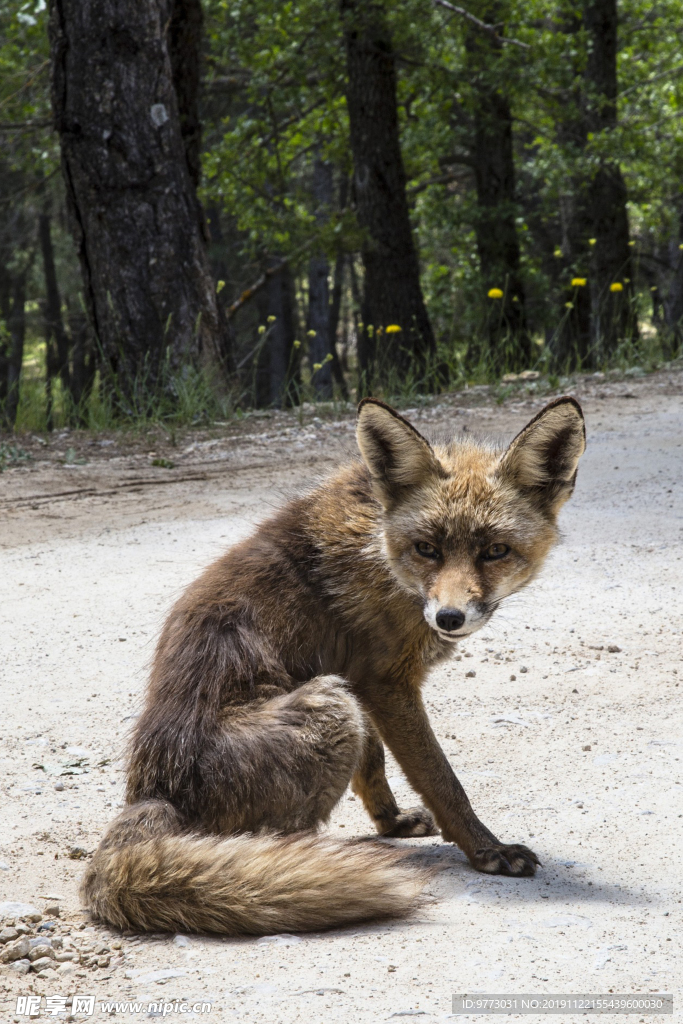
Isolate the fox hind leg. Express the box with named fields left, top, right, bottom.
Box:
left=352, top=725, right=438, bottom=838
left=208, top=675, right=366, bottom=835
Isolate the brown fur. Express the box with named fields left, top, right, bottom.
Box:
left=83, top=397, right=585, bottom=934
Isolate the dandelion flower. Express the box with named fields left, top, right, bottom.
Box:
left=553, top=248, right=562, bottom=258
left=385, top=324, right=402, bottom=333
left=258, top=325, right=266, bottom=335
left=312, top=362, right=322, bottom=372
left=293, top=339, right=301, bottom=348
left=488, top=288, right=504, bottom=299
left=307, top=329, right=316, bottom=337
left=628, top=240, right=635, bottom=247
left=610, top=282, right=623, bottom=292
left=571, top=277, right=586, bottom=287
left=624, top=277, right=630, bottom=283
left=267, top=315, right=276, bottom=323
left=588, top=238, right=597, bottom=246
left=216, top=280, right=225, bottom=294
left=565, top=301, right=574, bottom=309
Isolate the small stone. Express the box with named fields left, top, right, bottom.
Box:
left=28, top=944, right=55, bottom=962
left=29, top=936, right=51, bottom=948
left=54, top=951, right=77, bottom=962
left=15, top=923, right=30, bottom=935
left=509, top=674, right=516, bottom=681
left=607, top=644, right=621, bottom=653
left=0, top=901, right=41, bottom=922
left=29, top=955, right=55, bottom=973
left=54, top=781, right=65, bottom=791
left=51, top=937, right=63, bottom=950
left=519, top=666, right=528, bottom=673
left=68, top=846, right=88, bottom=860
left=572, top=687, right=579, bottom=694
left=0, top=927, right=18, bottom=944
left=96, top=955, right=110, bottom=968
left=9, top=958, right=30, bottom=975
left=111, top=939, right=122, bottom=950
left=0, top=861, right=9, bottom=871
left=44, top=903, right=60, bottom=917
left=57, top=962, right=75, bottom=976
left=94, top=943, right=110, bottom=955
left=465, top=670, right=476, bottom=678
left=582, top=744, right=592, bottom=751
left=173, top=935, right=190, bottom=948
left=0, top=937, right=31, bottom=962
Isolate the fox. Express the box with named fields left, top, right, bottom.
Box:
left=82, top=395, right=586, bottom=936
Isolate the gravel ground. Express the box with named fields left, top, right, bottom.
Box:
left=0, top=368, right=681, bottom=1022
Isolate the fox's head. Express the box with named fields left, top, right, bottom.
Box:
left=356, top=397, right=586, bottom=642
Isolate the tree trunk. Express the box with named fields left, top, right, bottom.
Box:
left=48, top=0, right=229, bottom=411
left=255, top=262, right=298, bottom=408
left=464, top=5, right=528, bottom=367
left=307, top=157, right=334, bottom=399
left=341, top=0, right=435, bottom=388
left=553, top=0, right=633, bottom=366
left=2, top=270, right=27, bottom=430
left=39, top=209, right=71, bottom=399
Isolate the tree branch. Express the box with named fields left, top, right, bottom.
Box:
left=433, top=0, right=530, bottom=50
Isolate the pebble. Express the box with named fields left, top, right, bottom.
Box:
left=0, top=861, right=9, bottom=870
left=173, top=935, right=191, bottom=948
left=68, top=846, right=88, bottom=860
left=54, top=781, right=65, bottom=791
left=0, top=901, right=41, bottom=922
left=54, top=951, right=77, bottom=962
left=465, top=670, right=476, bottom=678
left=9, top=959, right=30, bottom=975
left=28, top=944, right=55, bottom=962
left=29, top=956, right=54, bottom=973
left=0, top=927, right=18, bottom=944
left=44, top=903, right=60, bottom=917
left=1, top=937, right=31, bottom=962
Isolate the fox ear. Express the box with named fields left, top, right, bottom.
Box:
left=499, top=397, right=586, bottom=510
left=357, top=399, right=440, bottom=507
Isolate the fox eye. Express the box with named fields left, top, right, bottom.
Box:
left=415, top=541, right=439, bottom=559
left=481, top=543, right=510, bottom=561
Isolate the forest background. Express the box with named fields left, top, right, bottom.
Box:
left=0, top=0, right=682, bottom=433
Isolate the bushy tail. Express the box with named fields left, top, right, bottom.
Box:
left=82, top=830, right=427, bottom=935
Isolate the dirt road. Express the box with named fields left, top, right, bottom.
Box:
left=1, top=369, right=681, bottom=1022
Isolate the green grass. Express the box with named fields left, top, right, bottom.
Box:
left=4, top=309, right=681, bottom=437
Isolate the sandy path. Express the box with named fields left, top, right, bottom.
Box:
left=0, top=370, right=681, bottom=1022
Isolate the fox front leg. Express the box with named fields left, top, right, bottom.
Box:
left=366, top=683, right=540, bottom=877
left=352, top=722, right=438, bottom=838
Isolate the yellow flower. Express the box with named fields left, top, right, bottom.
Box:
left=628, top=240, right=635, bottom=247
left=312, top=362, right=322, bottom=372
left=385, top=324, right=402, bottom=333
left=216, top=280, right=225, bottom=294
left=650, top=286, right=657, bottom=292
left=565, top=302, right=574, bottom=309
left=624, top=277, right=630, bottom=283
left=258, top=325, right=266, bottom=335
left=610, top=282, right=623, bottom=293
left=488, top=288, right=504, bottom=299
left=553, top=248, right=562, bottom=258
left=324, top=353, right=333, bottom=363
left=293, top=339, right=301, bottom=348
left=588, top=238, right=597, bottom=246
left=571, top=277, right=586, bottom=287
left=307, top=329, right=316, bottom=337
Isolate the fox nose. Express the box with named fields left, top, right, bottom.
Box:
left=435, top=608, right=466, bottom=632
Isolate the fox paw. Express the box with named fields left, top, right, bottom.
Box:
left=470, top=843, right=540, bottom=877
left=378, top=807, right=439, bottom=838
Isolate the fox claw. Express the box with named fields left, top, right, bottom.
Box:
left=471, top=843, right=539, bottom=877
left=378, top=806, right=439, bottom=838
